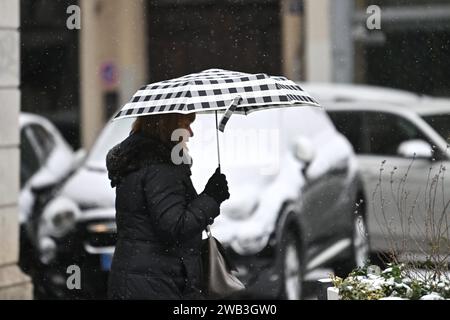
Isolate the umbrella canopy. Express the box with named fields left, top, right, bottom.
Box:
left=113, top=68, right=321, bottom=169
left=113, top=68, right=320, bottom=121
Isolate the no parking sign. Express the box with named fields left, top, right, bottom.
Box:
left=100, top=61, right=118, bottom=88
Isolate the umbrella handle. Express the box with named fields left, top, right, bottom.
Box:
left=215, top=110, right=221, bottom=173
left=214, top=96, right=241, bottom=173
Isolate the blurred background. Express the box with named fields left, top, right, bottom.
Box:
left=18, top=0, right=450, bottom=150
left=1, top=0, right=450, bottom=299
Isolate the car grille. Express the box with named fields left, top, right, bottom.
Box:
left=79, top=220, right=117, bottom=249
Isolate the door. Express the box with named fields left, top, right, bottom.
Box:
left=284, top=108, right=349, bottom=248
left=147, top=1, right=281, bottom=82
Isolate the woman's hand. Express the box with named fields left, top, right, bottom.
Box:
left=203, top=167, right=230, bottom=205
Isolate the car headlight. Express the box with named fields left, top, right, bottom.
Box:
left=86, top=221, right=117, bottom=233
left=39, top=197, right=80, bottom=238
left=230, top=234, right=270, bottom=256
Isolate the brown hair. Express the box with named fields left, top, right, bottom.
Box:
left=131, top=113, right=195, bottom=143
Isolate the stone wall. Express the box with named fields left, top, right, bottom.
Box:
left=0, top=0, right=33, bottom=299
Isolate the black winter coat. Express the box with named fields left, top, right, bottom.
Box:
left=106, top=131, right=220, bottom=299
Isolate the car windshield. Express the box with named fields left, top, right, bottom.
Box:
left=422, top=113, right=450, bottom=143
left=86, top=117, right=135, bottom=169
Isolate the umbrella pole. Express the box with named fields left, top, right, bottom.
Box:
left=215, top=110, right=221, bottom=173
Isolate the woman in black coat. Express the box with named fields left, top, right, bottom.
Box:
left=106, top=113, right=230, bottom=299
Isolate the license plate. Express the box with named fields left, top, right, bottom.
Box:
left=100, top=254, right=113, bottom=271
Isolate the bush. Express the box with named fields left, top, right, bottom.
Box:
left=330, top=153, right=450, bottom=300
left=331, top=263, right=450, bottom=300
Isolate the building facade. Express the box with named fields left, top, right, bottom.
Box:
left=0, top=0, right=32, bottom=299
left=355, top=0, right=450, bottom=95
left=18, top=0, right=450, bottom=152
left=304, top=0, right=450, bottom=95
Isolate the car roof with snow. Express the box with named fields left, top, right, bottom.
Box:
left=20, top=112, right=53, bottom=128
left=300, top=82, right=424, bottom=105
left=319, top=97, right=450, bottom=117
left=299, top=82, right=450, bottom=116
left=320, top=101, right=417, bottom=116
left=406, top=98, right=450, bottom=116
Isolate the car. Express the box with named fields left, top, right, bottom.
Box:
left=33, top=106, right=367, bottom=299
left=19, top=113, right=78, bottom=224
left=17, top=113, right=78, bottom=295
left=323, top=98, right=450, bottom=262
left=188, top=108, right=369, bottom=299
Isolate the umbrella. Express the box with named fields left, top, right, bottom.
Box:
left=113, top=68, right=321, bottom=169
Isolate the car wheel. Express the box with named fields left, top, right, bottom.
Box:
left=334, top=204, right=370, bottom=278
left=278, top=231, right=304, bottom=300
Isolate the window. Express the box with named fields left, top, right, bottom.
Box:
left=327, top=111, right=366, bottom=153
left=29, top=124, right=55, bottom=162
left=20, top=127, right=41, bottom=187
left=365, top=112, right=429, bottom=156
left=86, top=117, right=134, bottom=168
left=422, top=114, right=450, bottom=143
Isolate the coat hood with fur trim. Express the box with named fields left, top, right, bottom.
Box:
left=106, top=131, right=191, bottom=188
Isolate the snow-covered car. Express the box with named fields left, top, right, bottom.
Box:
left=17, top=113, right=78, bottom=286
left=324, top=98, right=450, bottom=260
left=37, top=106, right=367, bottom=299
left=19, top=113, right=77, bottom=224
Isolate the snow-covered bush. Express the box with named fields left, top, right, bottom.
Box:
left=328, top=155, right=450, bottom=300
left=373, top=158, right=450, bottom=271
left=330, top=263, right=450, bottom=300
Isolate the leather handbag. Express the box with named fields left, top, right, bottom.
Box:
left=201, top=225, right=246, bottom=298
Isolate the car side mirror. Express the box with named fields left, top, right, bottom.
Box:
left=292, top=136, right=315, bottom=165
left=397, top=139, right=433, bottom=159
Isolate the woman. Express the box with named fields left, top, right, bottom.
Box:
left=106, top=113, right=230, bottom=299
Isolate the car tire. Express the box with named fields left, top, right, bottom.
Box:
left=278, top=230, right=304, bottom=300
left=334, top=201, right=370, bottom=278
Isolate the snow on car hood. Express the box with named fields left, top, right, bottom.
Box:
left=59, top=166, right=115, bottom=211
left=205, top=153, right=306, bottom=244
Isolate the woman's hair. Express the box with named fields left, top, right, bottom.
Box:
left=131, top=113, right=195, bottom=143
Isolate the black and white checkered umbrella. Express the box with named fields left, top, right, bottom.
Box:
left=114, top=68, right=321, bottom=168
left=114, top=68, right=320, bottom=121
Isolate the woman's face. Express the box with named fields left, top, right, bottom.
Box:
left=177, top=114, right=196, bottom=141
